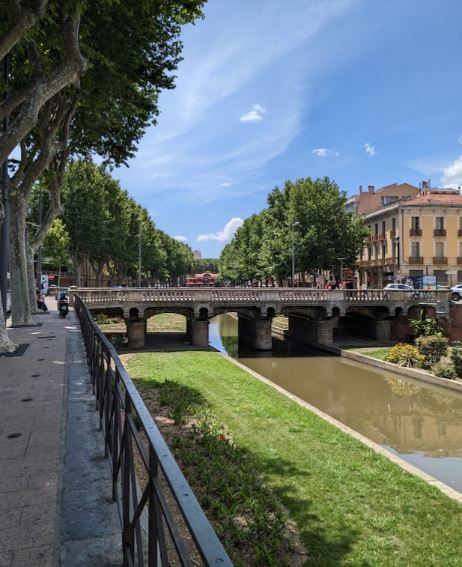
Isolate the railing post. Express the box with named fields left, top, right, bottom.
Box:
left=122, top=396, right=134, bottom=566
left=148, top=445, right=160, bottom=567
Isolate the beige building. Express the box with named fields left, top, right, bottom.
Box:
left=356, top=185, right=462, bottom=288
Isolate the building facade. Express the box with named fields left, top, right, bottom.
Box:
left=356, top=186, right=462, bottom=288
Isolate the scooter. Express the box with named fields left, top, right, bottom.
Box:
left=58, top=292, right=69, bottom=318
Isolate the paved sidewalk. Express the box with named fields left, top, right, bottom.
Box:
left=0, top=300, right=121, bottom=566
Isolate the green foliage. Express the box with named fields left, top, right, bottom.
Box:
left=141, top=378, right=290, bottom=566
left=42, top=219, right=71, bottom=269
left=94, top=313, right=121, bottom=326
left=107, top=334, right=128, bottom=350
left=415, top=335, right=448, bottom=366
left=450, top=343, right=462, bottom=377
left=219, top=177, right=368, bottom=283
left=385, top=343, right=425, bottom=368
left=61, top=160, right=193, bottom=284
left=409, top=317, right=443, bottom=337
left=194, top=258, right=219, bottom=273
left=432, top=358, right=457, bottom=380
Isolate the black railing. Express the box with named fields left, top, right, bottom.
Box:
left=74, top=295, right=233, bottom=567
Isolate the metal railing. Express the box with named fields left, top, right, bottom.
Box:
left=74, top=295, right=233, bottom=567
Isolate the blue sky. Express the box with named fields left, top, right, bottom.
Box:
left=113, top=0, right=462, bottom=258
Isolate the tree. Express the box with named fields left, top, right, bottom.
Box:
left=42, top=218, right=70, bottom=287
left=220, top=177, right=368, bottom=285
left=1, top=0, right=205, bottom=331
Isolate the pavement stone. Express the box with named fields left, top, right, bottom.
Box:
left=0, top=300, right=122, bottom=566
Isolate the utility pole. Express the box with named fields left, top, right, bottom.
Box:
left=36, top=184, right=43, bottom=292
left=337, top=257, right=346, bottom=283
left=138, top=221, right=142, bottom=287
left=0, top=55, right=9, bottom=321
left=291, top=221, right=300, bottom=288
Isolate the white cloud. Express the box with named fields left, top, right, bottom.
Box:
left=364, top=142, right=376, bottom=156
left=240, top=103, right=267, bottom=123
left=197, top=217, right=244, bottom=242
left=441, top=155, right=462, bottom=188
left=312, top=147, right=339, bottom=158
left=174, top=235, right=188, bottom=243
left=219, top=182, right=232, bottom=187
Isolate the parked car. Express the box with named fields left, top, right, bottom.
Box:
left=383, top=283, right=414, bottom=291
left=450, top=283, right=462, bottom=301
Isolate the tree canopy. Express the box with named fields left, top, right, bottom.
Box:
left=220, top=177, right=368, bottom=284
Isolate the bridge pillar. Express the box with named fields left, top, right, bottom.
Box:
left=374, top=319, right=391, bottom=342
left=190, top=320, right=209, bottom=347
left=238, top=315, right=272, bottom=350
left=287, top=315, right=316, bottom=345
left=315, top=318, right=335, bottom=345
left=126, top=319, right=146, bottom=348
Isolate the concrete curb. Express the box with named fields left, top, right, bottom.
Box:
left=341, top=349, right=462, bottom=393
left=220, top=353, right=462, bottom=504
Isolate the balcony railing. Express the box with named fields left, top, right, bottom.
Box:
left=433, top=256, right=448, bottom=264
left=434, top=229, right=446, bottom=237
left=457, top=257, right=462, bottom=265
left=73, top=296, right=232, bottom=567
left=458, top=230, right=462, bottom=237
left=409, top=228, right=422, bottom=236
left=408, top=256, right=424, bottom=264
left=390, top=229, right=397, bottom=239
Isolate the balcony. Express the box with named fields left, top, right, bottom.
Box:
left=458, top=229, right=462, bottom=237
left=390, top=229, right=397, bottom=239
left=457, top=257, right=462, bottom=265
left=434, top=229, right=446, bottom=237
left=408, top=256, right=424, bottom=264
left=409, top=228, right=422, bottom=236
left=378, top=233, right=386, bottom=241
left=433, top=256, right=448, bottom=264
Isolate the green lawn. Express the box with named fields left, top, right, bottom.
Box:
left=359, top=348, right=391, bottom=361
left=98, top=312, right=186, bottom=333
left=125, top=351, right=462, bottom=567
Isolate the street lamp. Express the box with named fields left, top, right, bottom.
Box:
left=291, top=221, right=300, bottom=288
left=337, top=257, right=346, bottom=283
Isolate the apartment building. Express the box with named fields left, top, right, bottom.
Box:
left=356, top=184, right=462, bottom=288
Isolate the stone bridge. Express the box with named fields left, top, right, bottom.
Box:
left=73, top=287, right=450, bottom=350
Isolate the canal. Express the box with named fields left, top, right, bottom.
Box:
left=208, top=314, right=462, bottom=494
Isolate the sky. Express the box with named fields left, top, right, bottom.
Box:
left=113, top=0, right=462, bottom=258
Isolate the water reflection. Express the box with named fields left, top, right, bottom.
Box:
left=209, top=314, right=462, bottom=492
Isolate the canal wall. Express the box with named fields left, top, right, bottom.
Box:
left=220, top=352, right=462, bottom=504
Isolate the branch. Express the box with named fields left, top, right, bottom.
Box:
left=0, top=8, right=87, bottom=167
left=0, top=0, right=48, bottom=62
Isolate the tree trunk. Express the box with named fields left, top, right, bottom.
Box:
left=0, top=292, right=17, bottom=352
left=26, top=240, right=41, bottom=315
left=57, top=264, right=61, bottom=287
left=9, top=194, right=35, bottom=326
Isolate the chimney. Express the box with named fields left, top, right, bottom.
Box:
left=368, top=185, right=375, bottom=194
left=359, top=184, right=363, bottom=194
left=422, top=180, right=429, bottom=189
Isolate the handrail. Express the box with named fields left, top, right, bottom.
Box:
left=74, top=295, right=233, bottom=567
left=74, top=287, right=451, bottom=305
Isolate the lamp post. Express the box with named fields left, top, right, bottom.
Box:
left=137, top=220, right=142, bottom=287
left=35, top=183, right=43, bottom=292
left=291, top=221, right=300, bottom=288
left=0, top=55, right=9, bottom=321
left=337, top=257, right=346, bottom=284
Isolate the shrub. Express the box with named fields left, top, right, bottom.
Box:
left=450, top=343, right=462, bottom=377
left=108, top=334, right=128, bottom=350
left=415, top=334, right=448, bottom=366
left=385, top=344, right=425, bottom=368
left=432, top=358, right=457, bottom=380
left=409, top=317, right=442, bottom=337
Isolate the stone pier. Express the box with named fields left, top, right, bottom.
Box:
left=238, top=314, right=272, bottom=350
left=189, top=319, right=210, bottom=347
left=126, top=319, right=146, bottom=348
left=287, top=314, right=335, bottom=346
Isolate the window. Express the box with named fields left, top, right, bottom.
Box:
left=381, top=244, right=386, bottom=259
left=392, top=218, right=396, bottom=232
left=436, top=217, right=444, bottom=230
left=382, top=221, right=386, bottom=234
left=459, top=217, right=462, bottom=231
left=435, top=242, right=444, bottom=258
left=411, top=216, right=420, bottom=230
left=374, top=223, right=378, bottom=236
left=459, top=241, right=462, bottom=258
left=368, top=247, right=372, bottom=260
left=411, top=241, right=420, bottom=258
left=434, top=270, right=448, bottom=285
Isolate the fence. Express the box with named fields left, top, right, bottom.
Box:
left=74, top=295, right=233, bottom=566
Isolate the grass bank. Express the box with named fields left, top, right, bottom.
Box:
left=125, top=351, right=462, bottom=566
left=96, top=312, right=186, bottom=333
